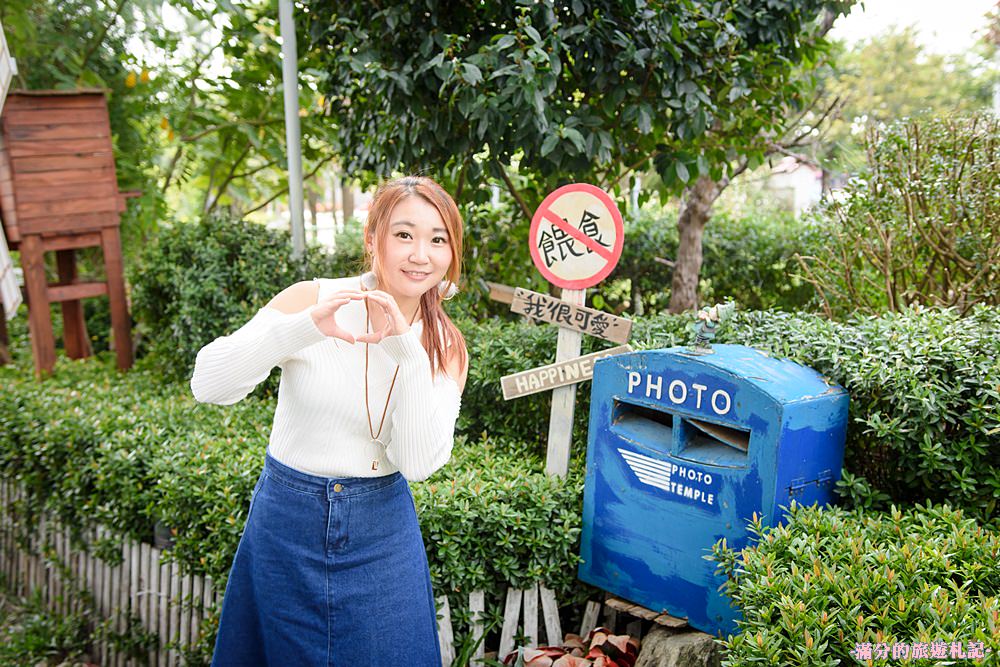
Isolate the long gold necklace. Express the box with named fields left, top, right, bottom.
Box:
left=364, top=298, right=419, bottom=471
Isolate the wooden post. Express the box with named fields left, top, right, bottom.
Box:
left=545, top=288, right=585, bottom=477
left=580, top=601, right=601, bottom=638
left=539, top=585, right=563, bottom=646
left=498, top=587, right=523, bottom=659
left=100, top=227, right=132, bottom=371
left=20, top=235, right=55, bottom=378
left=437, top=594, right=455, bottom=667
left=522, top=583, right=539, bottom=647
left=55, top=247, right=92, bottom=359
left=469, top=590, right=485, bottom=666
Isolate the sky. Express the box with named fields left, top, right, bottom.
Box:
left=829, top=0, right=997, bottom=54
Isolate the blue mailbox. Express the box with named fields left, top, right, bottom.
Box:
left=578, top=344, right=848, bottom=637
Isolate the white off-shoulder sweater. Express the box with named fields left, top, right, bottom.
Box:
left=189, top=275, right=462, bottom=481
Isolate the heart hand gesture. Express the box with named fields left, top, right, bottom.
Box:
left=356, top=291, right=412, bottom=344
left=309, top=290, right=365, bottom=343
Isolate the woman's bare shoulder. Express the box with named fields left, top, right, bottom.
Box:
left=265, top=280, right=320, bottom=314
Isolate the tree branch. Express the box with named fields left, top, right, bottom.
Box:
left=206, top=141, right=254, bottom=215
left=241, top=155, right=337, bottom=217
left=494, top=160, right=533, bottom=222
left=78, top=0, right=129, bottom=75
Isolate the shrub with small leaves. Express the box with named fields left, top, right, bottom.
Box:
left=711, top=502, right=1000, bottom=666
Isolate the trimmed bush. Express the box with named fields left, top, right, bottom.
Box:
left=128, top=213, right=349, bottom=385
left=463, top=305, right=1000, bottom=521
left=713, top=307, right=1000, bottom=523
left=0, top=353, right=597, bottom=661
left=712, top=502, right=1000, bottom=665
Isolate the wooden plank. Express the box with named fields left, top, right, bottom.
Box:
left=41, top=232, right=103, bottom=252
left=501, top=344, right=633, bottom=400
left=191, top=575, right=203, bottom=658
left=546, top=288, right=585, bottom=477
left=102, top=226, right=132, bottom=371
left=6, top=92, right=106, bottom=110
left=436, top=595, right=455, bottom=667
left=498, top=588, right=523, bottom=660
left=486, top=280, right=516, bottom=305
left=2, top=107, right=107, bottom=127
left=113, top=534, right=127, bottom=667
left=469, top=590, right=485, bottom=667
left=8, top=137, right=112, bottom=159
left=11, top=153, right=113, bottom=174
left=180, top=572, right=191, bottom=658
left=580, top=601, right=601, bottom=638
left=17, top=195, right=120, bottom=219
left=17, top=179, right=118, bottom=204
left=9, top=123, right=110, bottom=142
left=158, top=555, right=169, bottom=666
left=512, top=287, right=632, bottom=344
left=154, top=548, right=166, bottom=667
left=139, top=542, right=150, bottom=629
left=169, top=560, right=180, bottom=666
left=10, top=165, right=116, bottom=188
left=129, top=540, right=139, bottom=638
left=17, top=211, right=120, bottom=237
left=603, top=595, right=688, bottom=628
left=601, top=605, right=617, bottom=633
left=47, top=281, right=108, bottom=304
left=539, top=585, right=562, bottom=647
left=523, top=583, right=539, bottom=648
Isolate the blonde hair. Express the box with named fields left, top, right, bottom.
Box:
left=363, top=176, right=467, bottom=381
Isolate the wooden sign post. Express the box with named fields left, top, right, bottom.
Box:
left=502, top=183, right=627, bottom=477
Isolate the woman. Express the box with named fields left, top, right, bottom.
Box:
left=190, top=176, right=468, bottom=666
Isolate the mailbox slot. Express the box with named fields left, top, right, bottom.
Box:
left=611, top=399, right=673, bottom=451
left=675, top=417, right=750, bottom=468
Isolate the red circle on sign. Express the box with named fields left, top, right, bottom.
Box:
left=529, top=183, right=625, bottom=289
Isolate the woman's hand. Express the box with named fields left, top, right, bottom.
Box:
left=310, top=290, right=365, bottom=343
left=356, top=291, right=411, bottom=344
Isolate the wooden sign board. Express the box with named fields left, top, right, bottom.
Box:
left=502, top=344, right=632, bottom=400
left=512, top=287, right=632, bottom=344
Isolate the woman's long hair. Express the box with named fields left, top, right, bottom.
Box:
left=363, top=176, right=468, bottom=383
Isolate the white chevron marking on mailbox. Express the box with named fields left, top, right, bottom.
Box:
left=618, top=449, right=673, bottom=489
left=617, top=448, right=717, bottom=506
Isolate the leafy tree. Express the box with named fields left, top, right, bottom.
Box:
left=2, top=0, right=345, bottom=255
left=819, top=26, right=996, bottom=171
left=303, top=0, right=851, bottom=310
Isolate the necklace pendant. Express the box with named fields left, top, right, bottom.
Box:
left=371, top=458, right=379, bottom=471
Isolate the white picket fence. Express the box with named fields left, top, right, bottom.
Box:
left=0, top=477, right=583, bottom=666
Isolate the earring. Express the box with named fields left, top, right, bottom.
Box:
left=438, top=279, right=459, bottom=300
left=360, top=271, right=377, bottom=291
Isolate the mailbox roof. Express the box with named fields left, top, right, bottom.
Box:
left=658, top=344, right=844, bottom=404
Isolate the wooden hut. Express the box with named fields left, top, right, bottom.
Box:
left=0, top=88, right=133, bottom=378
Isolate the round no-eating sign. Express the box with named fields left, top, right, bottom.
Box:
left=529, top=183, right=625, bottom=289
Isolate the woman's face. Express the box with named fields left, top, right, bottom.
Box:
left=369, top=194, right=453, bottom=301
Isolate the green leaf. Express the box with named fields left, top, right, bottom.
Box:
left=461, top=63, right=483, bottom=86
left=563, top=128, right=585, bottom=154
left=675, top=161, right=690, bottom=183
left=541, top=133, right=559, bottom=157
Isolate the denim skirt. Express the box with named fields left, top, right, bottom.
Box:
left=210, top=451, right=442, bottom=667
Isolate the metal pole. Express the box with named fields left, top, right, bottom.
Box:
left=278, top=0, right=305, bottom=258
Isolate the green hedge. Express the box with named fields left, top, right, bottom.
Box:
left=461, top=306, right=1000, bottom=522
left=714, top=307, right=1000, bottom=523
left=128, top=213, right=356, bottom=386
left=0, top=353, right=595, bottom=663
left=712, top=502, right=1000, bottom=665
